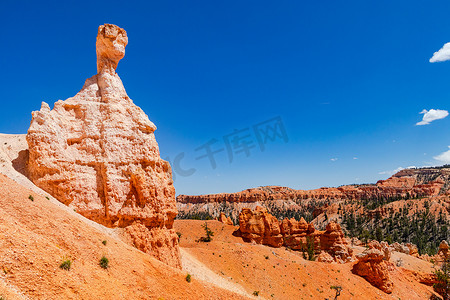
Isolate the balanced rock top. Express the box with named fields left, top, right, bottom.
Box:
left=26, top=24, right=180, bottom=268
left=96, top=24, right=128, bottom=74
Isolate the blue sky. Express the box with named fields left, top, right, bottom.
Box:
left=1, top=0, right=449, bottom=195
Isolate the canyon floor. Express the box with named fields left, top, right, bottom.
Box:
left=0, top=134, right=443, bottom=299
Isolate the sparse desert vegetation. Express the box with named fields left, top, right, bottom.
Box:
left=99, top=256, right=109, bottom=269
left=59, top=258, right=72, bottom=271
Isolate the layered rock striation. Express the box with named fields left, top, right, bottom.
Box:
left=26, top=24, right=180, bottom=268
left=178, top=167, right=450, bottom=205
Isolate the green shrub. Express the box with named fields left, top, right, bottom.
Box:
left=99, top=256, right=109, bottom=269
left=253, top=291, right=260, bottom=296
left=306, top=236, right=316, bottom=261
left=59, top=259, right=72, bottom=271
left=28, top=195, right=34, bottom=201
left=102, top=240, right=107, bottom=246
left=185, top=273, right=191, bottom=283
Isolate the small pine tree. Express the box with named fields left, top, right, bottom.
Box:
left=200, top=222, right=214, bottom=242
left=330, top=285, right=342, bottom=300
left=306, top=236, right=315, bottom=261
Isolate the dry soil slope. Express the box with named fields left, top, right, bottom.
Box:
left=0, top=172, right=252, bottom=300
left=175, top=219, right=440, bottom=300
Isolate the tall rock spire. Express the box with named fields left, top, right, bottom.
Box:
left=26, top=24, right=181, bottom=268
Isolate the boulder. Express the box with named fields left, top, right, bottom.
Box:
left=317, top=251, right=334, bottom=263
left=438, top=240, right=449, bottom=257
left=392, top=242, right=410, bottom=254
left=26, top=24, right=180, bottom=268
left=367, top=240, right=391, bottom=261
left=218, top=212, right=233, bottom=225
left=281, top=218, right=320, bottom=252
left=405, top=243, right=419, bottom=256
left=352, top=248, right=394, bottom=294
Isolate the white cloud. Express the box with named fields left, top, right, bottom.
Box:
left=330, top=158, right=338, bottom=162
left=353, top=157, right=358, bottom=160
left=430, top=42, right=450, bottom=62
left=378, top=167, right=404, bottom=176
left=434, top=146, right=450, bottom=164
left=416, top=109, right=448, bottom=125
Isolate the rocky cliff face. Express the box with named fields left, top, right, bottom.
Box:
left=26, top=24, right=180, bottom=268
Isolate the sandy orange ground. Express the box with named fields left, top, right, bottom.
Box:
left=0, top=173, right=248, bottom=300
left=175, top=219, right=441, bottom=300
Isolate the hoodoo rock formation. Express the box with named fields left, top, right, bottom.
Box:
left=26, top=24, right=180, bottom=268
left=235, top=206, right=284, bottom=247
left=234, top=207, right=353, bottom=262
left=320, top=222, right=353, bottom=263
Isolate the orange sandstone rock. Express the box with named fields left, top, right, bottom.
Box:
left=26, top=24, right=180, bottom=268
left=320, top=222, right=353, bottom=263
left=235, top=208, right=352, bottom=262
left=352, top=248, right=394, bottom=294
left=218, top=212, right=233, bottom=225
left=234, top=206, right=283, bottom=247
left=280, top=217, right=320, bottom=251
left=367, top=240, right=392, bottom=261
left=438, top=240, right=449, bottom=257
left=405, top=243, right=419, bottom=256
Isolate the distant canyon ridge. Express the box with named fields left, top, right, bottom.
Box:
left=177, top=166, right=449, bottom=222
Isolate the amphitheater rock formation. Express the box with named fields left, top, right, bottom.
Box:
left=178, top=167, right=450, bottom=205
left=26, top=24, right=180, bottom=268
left=177, top=167, right=450, bottom=225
